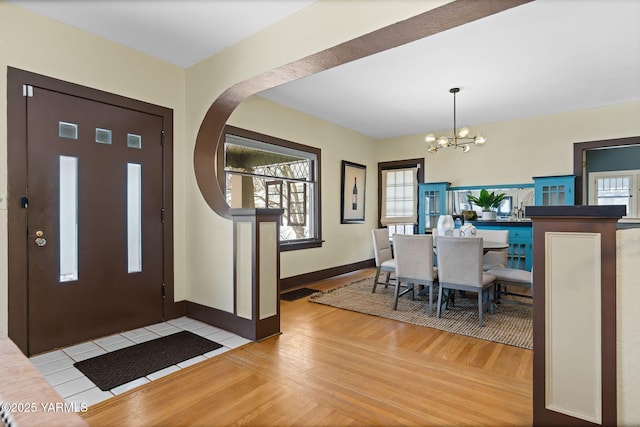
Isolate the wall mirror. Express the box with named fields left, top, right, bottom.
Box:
left=450, top=184, right=534, bottom=220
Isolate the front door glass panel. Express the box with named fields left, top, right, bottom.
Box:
left=59, top=155, right=78, bottom=282
left=127, top=163, right=142, bottom=273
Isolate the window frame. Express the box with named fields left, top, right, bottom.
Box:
left=588, top=169, right=639, bottom=218
left=219, top=126, right=322, bottom=251
left=377, top=158, right=424, bottom=232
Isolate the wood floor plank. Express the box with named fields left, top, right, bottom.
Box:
left=82, top=268, right=532, bottom=426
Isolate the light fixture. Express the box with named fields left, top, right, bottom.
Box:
left=426, top=87, right=486, bottom=154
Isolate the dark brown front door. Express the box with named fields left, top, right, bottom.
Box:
left=25, top=86, right=165, bottom=354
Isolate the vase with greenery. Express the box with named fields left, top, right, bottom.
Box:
left=467, top=189, right=506, bottom=220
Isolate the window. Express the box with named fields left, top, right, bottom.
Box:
left=588, top=170, right=639, bottom=217
left=378, top=159, right=424, bottom=237
left=222, top=127, right=321, bottom=250
left=387, top=224, right=415, bottom=236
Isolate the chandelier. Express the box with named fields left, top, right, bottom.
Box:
left=426, top=87, right=486, bottom=154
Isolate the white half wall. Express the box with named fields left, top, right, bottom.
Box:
left=617, top=228, right=640, bottom=426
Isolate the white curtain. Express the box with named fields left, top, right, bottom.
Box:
left=380, top=167, right=418, bottom=225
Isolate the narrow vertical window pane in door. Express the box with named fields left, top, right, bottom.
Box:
left=59, top=155, right=78, bottom=282
left=127, top=163, right=142, bottom=273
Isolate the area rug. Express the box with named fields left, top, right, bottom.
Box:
left=309, top=277, right=532, bottom=349
left=281, top=287, right=318, bottom=301
left=74, top=331, right=222, bottom=390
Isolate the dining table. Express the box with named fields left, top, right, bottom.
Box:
left=432, top=236, right=509, bottom=254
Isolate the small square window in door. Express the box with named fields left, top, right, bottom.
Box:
left=127, top=133, right=142, bottom=149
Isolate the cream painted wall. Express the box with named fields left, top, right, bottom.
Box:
left=0, top=0, right=452, bottom=330
left=182, top=96, right=379, bottom=310
left=182, top=0, right=446, bottom=311
left=0, top=2, right=187, bottom=334
left=229, top=96, right=378, bottom=279
left=1, top=3, right=640, bottom=419
left=377, top=101, right=640, bottom=187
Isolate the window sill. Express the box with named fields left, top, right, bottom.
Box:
left=279, top=239, right=324, bottom=252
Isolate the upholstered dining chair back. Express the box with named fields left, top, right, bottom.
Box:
left=475, top=229, right=509, bottom=270
left=394, top=234, right=438, bottom=314
left=436, top=236, right=496, bottom=327
left=437, top=236, right=484, bottom=287
left=372, top=228, right=393, bottom=266
left=394, top=234, right=436, bottom=282
left=371, top=228, right=396, bottom=294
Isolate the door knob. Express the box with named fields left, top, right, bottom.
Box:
left=34, top=230, right=46, bottom=246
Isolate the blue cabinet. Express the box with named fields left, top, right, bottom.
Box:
left=418, top=182, right=450, bottom=234
left=473, top=222, right=533, bottom=271
left=533, top=175, right=575, bottom=206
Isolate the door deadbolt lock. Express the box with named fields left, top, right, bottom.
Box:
left=35, top=237, right=47, bottom=247
left=35, top=230, right=44, bottom=237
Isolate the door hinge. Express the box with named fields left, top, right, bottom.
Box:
left=162, top=283, right=166, bottom=299
left=22, top=85, right=34, bottom=97
left=161, top=208, right=166, bottom=223
left=161, top=129, right=165, bottom=146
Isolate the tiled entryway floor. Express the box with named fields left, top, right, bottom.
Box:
left=28, top=317, right=251, bottom=408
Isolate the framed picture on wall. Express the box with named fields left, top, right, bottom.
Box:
left=341, top=160, right=366, bottom=224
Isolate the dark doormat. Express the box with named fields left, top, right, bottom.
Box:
left=74, top=330, right=222, bottom=391
left=281, top=287, right=318, bottom=301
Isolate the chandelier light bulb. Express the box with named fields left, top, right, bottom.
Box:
left=461, top=144, right=471, bottom=153
left=437, top=136, right=449, bottom=147
left=474, top=135, right=486, bottom=146
left=458, top=127, right=470, bottom=138
left=425, top=133, right=436, bottom=143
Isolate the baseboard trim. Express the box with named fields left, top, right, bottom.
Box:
left=280, top=259, right=374, bottom=291
left=165, top=300, right=186, bottom=321
left=184, top=301, right=257, bottom=341
left=176, top=260, right=374, bottom=339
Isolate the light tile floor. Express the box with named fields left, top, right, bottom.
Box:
left=28, top=317, right=251, bottom=408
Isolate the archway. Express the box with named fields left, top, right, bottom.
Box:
left=193, top=0, right=532, bottom=216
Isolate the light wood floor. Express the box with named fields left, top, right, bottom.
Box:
left=81, top=268, right=533, bottom=426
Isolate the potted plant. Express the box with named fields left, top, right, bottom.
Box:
left=467, top=189, right=506, bottom=221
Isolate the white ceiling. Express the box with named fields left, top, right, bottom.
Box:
left=11, top=0, right=640, bottom=140
left=9, top=0, right=317, bottom=67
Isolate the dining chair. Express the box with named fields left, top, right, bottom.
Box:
left=436, top=236, right=496, bottom=327
left=487, top=267, right=533, bottom=304
left=393, top=234, right=438, bottom=314
left=475, top=229, right=509, bottom=270
left=371, top=228, right=396, bottom=293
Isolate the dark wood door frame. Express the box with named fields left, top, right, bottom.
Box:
left=7, top=67, right=177, bottom=355
left=573, top=135, right=640, bottom=205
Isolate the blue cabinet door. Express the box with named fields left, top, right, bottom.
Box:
left=533, top=175, right=575, bottom=206
left=418, top=182, right=450, bottom=234
left=474, top=224, right=533, bottom=271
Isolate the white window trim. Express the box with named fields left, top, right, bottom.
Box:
left=588, top=169, right=639, bottom=218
